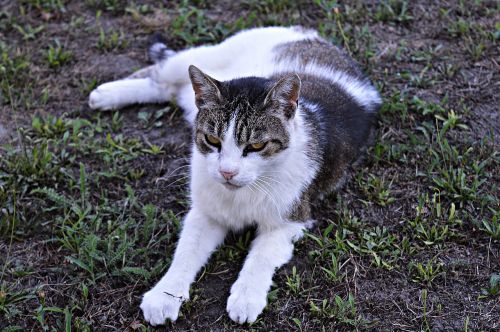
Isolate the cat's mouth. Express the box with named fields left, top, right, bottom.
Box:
left=222, top=182, right=242, bottom=190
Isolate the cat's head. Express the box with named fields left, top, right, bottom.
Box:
left=188, top=65, right=301, bottom=190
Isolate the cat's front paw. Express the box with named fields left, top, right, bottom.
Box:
left=140, top=288, right=185, bottom=326
left=227, top=280, right=267, bottom=324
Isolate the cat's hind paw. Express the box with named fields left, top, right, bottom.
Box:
left=88, top=84, right=120, bottom=110
left=140, top=289, right=184, bottom=326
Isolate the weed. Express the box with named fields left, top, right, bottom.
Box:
left=477, top=209, right=499, bottom=240
left=409, top=258, right=444, bottom=286
left=309, top=294, right=370, bottom=328
left=285, top=266, right=301, bottom=294
left=12, top=23, right=44, bottom=40
left=447, top=19, right=471, bottom=37
left=437, top=63, right=459, bottom=79
left=464, top=38, right=486, bottom=60
left=45, top=40, right=72, bottom=68
left=0, top=45, right=31, bottom=104
left=242, top=0, right=299, bottom=25
left=479, top=274, right=499, bottom=299
left=420, top=289, right=431, bottom=331
left=321, top=253, right=344, bottom=282
left=374, top=0, right=413, bottom=24
left=0, top=284, right=36, bottom=320
left=169, top=0, right=244, bottom=46
left=407, top=65, right=434, bottom=88
left=314, top=0, right=351, bottom=52
left=357, top=173, right=395, bottom=206
left=97, top=28, right=128, bottom=51
left=20, top=0, right=66, bottom=13
left=86, top=0, right=126, bottom=13
left=137, top=108, right=170, bottom=130
left=408, top=194, right=460, bottom=246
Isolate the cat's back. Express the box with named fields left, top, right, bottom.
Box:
left=273, top=38, right=362, bottom=78
left=270, top=34, right=382, bottom=195
left=271, top=36, right=380, bottom=113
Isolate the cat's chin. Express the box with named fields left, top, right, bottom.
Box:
left=222, top=182, right=243, bottom=191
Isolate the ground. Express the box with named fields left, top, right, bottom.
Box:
left=0, top=0, right=499, bottom=331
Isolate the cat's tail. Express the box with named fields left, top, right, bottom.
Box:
left=148, top=33, right=176, bottom=63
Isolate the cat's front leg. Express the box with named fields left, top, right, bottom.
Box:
left=141, top=208, right=227, bottom=326
left=227, top=221, right=308, bottom=324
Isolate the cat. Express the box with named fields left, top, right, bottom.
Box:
left=88, top=26, right=381, bottom=326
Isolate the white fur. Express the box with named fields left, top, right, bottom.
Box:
left=227, top=220, right=311, bottom=323
left=90, top=26, right=378, bottom=326
left=89, top=78, right=170, bottom=110
left=272, top=60, right=382, bottom=112
left=140, top=209, right=227, bottom=325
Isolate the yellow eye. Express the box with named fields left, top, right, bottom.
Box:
left=249, top=142, right=266, bottom=151
left=205, top=134, right=220, bottom=146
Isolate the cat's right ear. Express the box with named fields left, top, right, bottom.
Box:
left=188, top=65, right=222, bottom=109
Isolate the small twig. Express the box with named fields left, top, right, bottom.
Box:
left=164, top=291, right=186, bottom=303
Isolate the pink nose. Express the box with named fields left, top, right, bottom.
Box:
left=220, top=170, right=237, bottom=181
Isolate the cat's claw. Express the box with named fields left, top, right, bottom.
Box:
left=227, top=280, right=267, bottom=324
left=140, top=289, right=185, bottom=326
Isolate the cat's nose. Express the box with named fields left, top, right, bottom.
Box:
left=220, top=170, right=238, bottom=181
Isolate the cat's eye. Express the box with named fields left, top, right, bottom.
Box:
left=205, top=134, right=221, bottom=147
left=246, top=142, right=267, bottom=152
left=250, top=142, right=265, bottom=150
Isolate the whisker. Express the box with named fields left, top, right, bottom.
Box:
left=256, top=178, right=286, bottom=205
left=155, top=164, right=190, bottom=183
left=252, top=180, right=278, bottom=210
left=253, top=179, right=284, bottom=222
left=162, top=176, right=190, bottom=188
left=258, top=175, right=282, bottom=186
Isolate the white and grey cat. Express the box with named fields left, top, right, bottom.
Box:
left=89, top=26, right=381, bottom=326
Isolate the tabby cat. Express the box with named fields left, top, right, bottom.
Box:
left=89, top=26, right=381, bottom=326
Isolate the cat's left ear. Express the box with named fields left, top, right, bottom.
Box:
left=263, top=73, right=301, bottom=119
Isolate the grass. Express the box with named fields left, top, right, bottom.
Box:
left=1, top=113, right=181, bottom=329
left=1, top=0, right=499, bottom=330
left=45, top=40, right=72, bottom=68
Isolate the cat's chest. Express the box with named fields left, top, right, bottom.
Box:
left=191, top=181, right=287, bottom=230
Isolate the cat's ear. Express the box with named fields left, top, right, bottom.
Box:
left=188, top=65, right=223, bottom=108
left=263, top=73, right=301, bottom=119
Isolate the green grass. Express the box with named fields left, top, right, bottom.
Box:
left=96, top=27, right=128, bottom=52
left=45, top=40, right=72, bottom=68
left=0, top=44, right=31, bottom=105
left=0, top=113, right=183, bottom=328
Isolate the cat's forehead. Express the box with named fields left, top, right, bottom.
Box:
left=196, top=99, right=261, bottom=133
left=196, top=100, right=288, bottom=145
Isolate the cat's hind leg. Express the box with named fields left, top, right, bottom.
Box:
left=88, top=41, right=176, bottom=111
left=88, top=34, right=240, bottom=111
left=88, top=76, right=172, bottom=111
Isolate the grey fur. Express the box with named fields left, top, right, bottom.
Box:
left=149, top=42, right=176, bottom=63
